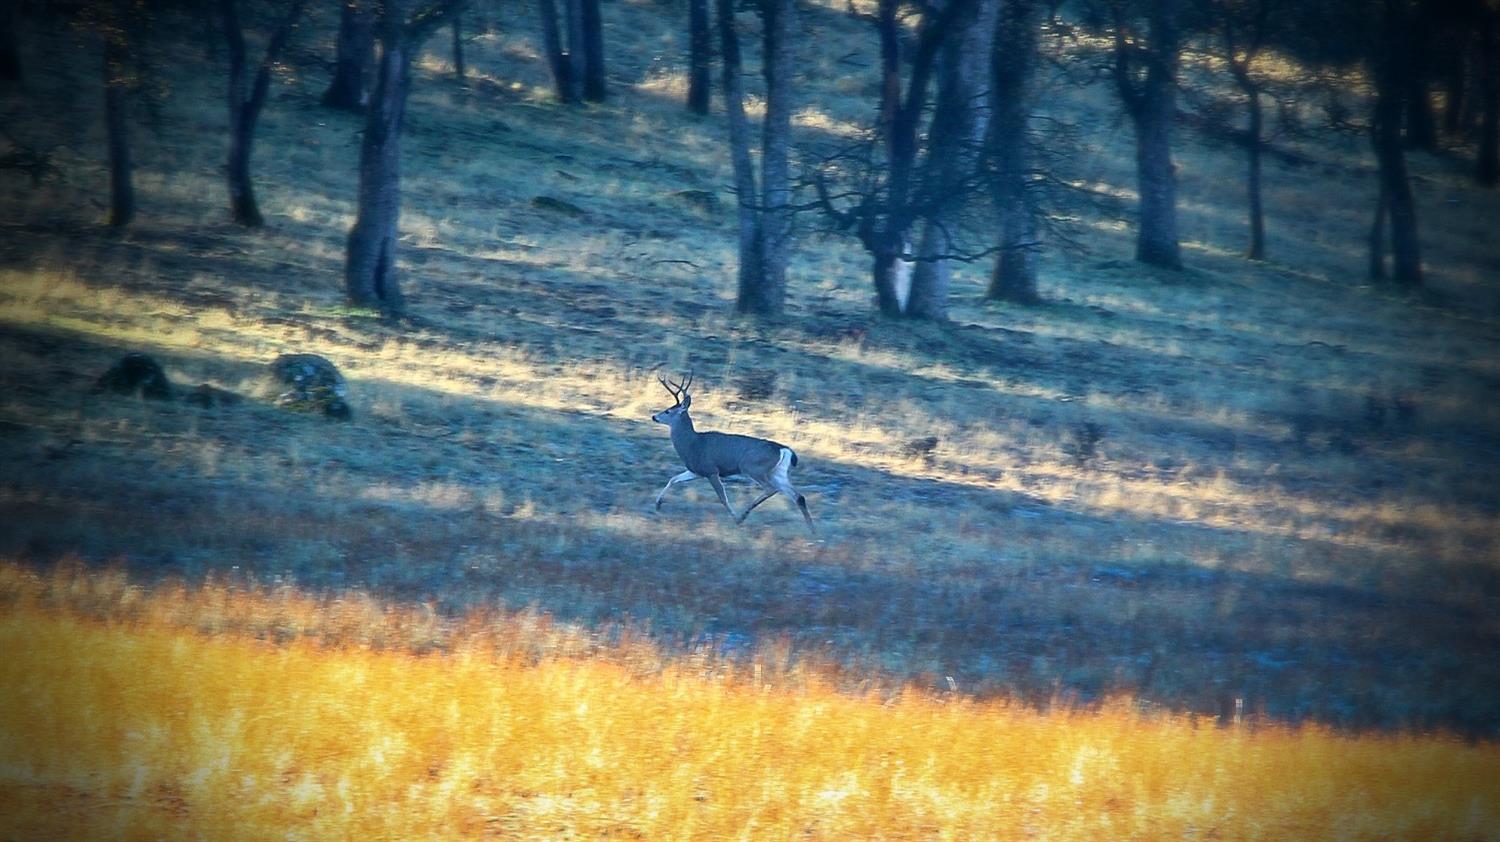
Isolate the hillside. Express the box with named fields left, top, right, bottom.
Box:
left=1, top=0, right=1499, bottom=747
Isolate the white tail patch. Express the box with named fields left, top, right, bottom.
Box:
left=774, top=447, right=795, bottom=483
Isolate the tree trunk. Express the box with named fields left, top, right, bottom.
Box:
left=223, top=0, right=261, bottom=226
left=227, top=115, right=261, bottom=225
left=451, top=10, right=465, bottom=80
left=1114, top=0, right=1182, bottom=270
left=537, top=0, right=576, bottom=102
left=987, top=0, right=1041, bottom=304
left=1244, top=84, right=1265, bottom=260
left=907, top=0, right=998, bottom=321
left=1441, top=41, right=1468, bottom=138
left=103, top=29, right=134, bottom=228
left=868, top=0, right=952, bottom=316
left=749, top=0, right=793, bottom=315
left=1371, top=0, right=1422, bottom=287
left=323, top=1, right=374, bottom=111
left=345, top=22, right=410, bottom=312
left=872, top=240, right=913, bottom=316
left=581, top=0, right=606, bottom=101
left=564, top=0, right=585, bottom=102
left=0, top=0, right=20, bottom=83
left=1402, top=10, right=1436, bottom=150
left=719, top=0, right=789, bottom=317
left=1479, top=10, right=1499, bottom=187
left=717, top=0, right=761, bottom=309
left=223, top=0, right=304, bottom=227
left=687, top=0, right=710, bottom=115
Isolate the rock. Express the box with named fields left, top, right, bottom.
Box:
left=183, top=383, right=243, bottom=409
left=531, top=195, right=587, bottom=217
left=95, top=352, right=173, bottom=400
left=672, top=189, right=721, bottom=218
left=902, top=436, right=940, bottom=458
left=267, top=354, right=350, bottom=420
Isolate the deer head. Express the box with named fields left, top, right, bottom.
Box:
left=651, top=371, right=693, bottom=425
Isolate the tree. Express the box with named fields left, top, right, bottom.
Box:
left=344, top=0, right=466, bottom=312
left=581, top=0, right=606, bottom=101
left=221, top=0, right=306, bottom=227
left=1109, top=0, right=1184, bottom=269
left=1209, top=0, right=1275, bottom=260
left=451, top=6, right=465, bottom=80
left=538, top=0, right=605, bottom=103
left=906, top=0, right=999, bottom=320
left=322, top=0, right=374, bottom=111
left=1478, top=3, right=1499, bottom=186
left=1368, top=0, right=1423, bottom=285
left=1401, top=4, right=1436, bottom=150
left=719, top=0, right=794, bottom=316
left=813, top=0, right=988, bottom=317
left=986, top=0, right=1042, bottom=303
left=100, top=0, right=137, bottom=227
left=1, top=0, right=21, bottom=82
left=687, top=0, right=711, bottom=114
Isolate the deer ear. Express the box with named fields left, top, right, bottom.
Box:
left=681, top=393, right=691, bottom=409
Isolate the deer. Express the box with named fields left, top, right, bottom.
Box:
left=650, top=372, right=816, bottom=535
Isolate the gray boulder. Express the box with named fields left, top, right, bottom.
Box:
left=267, top=354, right=351, bottom=420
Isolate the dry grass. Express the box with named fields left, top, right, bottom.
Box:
left=2, top=561, right=1496, bottom=841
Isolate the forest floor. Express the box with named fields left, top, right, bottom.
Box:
left=1, top=0, right=1499, bottom=745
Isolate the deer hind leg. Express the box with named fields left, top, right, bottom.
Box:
left=706, top=474, right=741, bottom=521
left=655, top=470, right=699, bottom=510
left=770, top=448, right=816, bottom=535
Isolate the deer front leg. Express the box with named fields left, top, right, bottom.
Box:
left=655, top=470, right=699, bottom=510
left=705, top=474, right=741, bottom=521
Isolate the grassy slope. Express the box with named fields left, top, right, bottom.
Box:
left=2, top=563, right=1496, bottom=840
left=0, top=0, right=1498, bottom=742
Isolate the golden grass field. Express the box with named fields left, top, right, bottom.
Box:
left=1, top=0, right=1499, bottom=836
left=2, top=561, right=1497, bottom=840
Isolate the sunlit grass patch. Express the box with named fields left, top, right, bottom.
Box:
left=1, top=562, right=1495, bottom=840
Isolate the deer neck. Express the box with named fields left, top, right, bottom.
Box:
left=668, top=412, right=699, bottom=457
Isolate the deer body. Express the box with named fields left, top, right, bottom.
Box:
left=652, top=373, right=815, bottom=534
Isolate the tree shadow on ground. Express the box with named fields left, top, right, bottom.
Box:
left=1, top=324, right=1496, bottom=738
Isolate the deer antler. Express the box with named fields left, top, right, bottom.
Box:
left=658, top=370, right=693, bottom=405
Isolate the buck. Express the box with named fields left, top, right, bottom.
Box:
left=651, top=372, right=816, bottom=534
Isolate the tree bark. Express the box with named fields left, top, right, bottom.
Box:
left=103, top=26, right=134, bottom=228
left=581, top=0, right=606, bottom=101
left=908, top=0, right=998, bottom=320
left=1441, top=46, right=1467, bottom=138
left=323, top=1, right=374, bottom=111
left=537, top=0, right=576, bottom=102
left=1402, top=9, right=1436, bottom=150
left=1113, top=0, right=1182, bottom=270
left=987, top=0, right=1041, bottom=304
left=564, top=0, right=585, bottom=102
left=223, top=0, right=305, bottom=227
left=718, top=0, right=791, bottom=317
left=1478, top=9, right=1499, bottom=187
left=1370, top=0, right=1422, bottom=287
left=748, top=0, right=793, bottom=315
left=0, top=0, right=20, bottom=83
left=687, top=0, right=710, bottom=114
left=867, top=0, right=958, bottom=316
left=346, top=12, right=411, bottom=311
